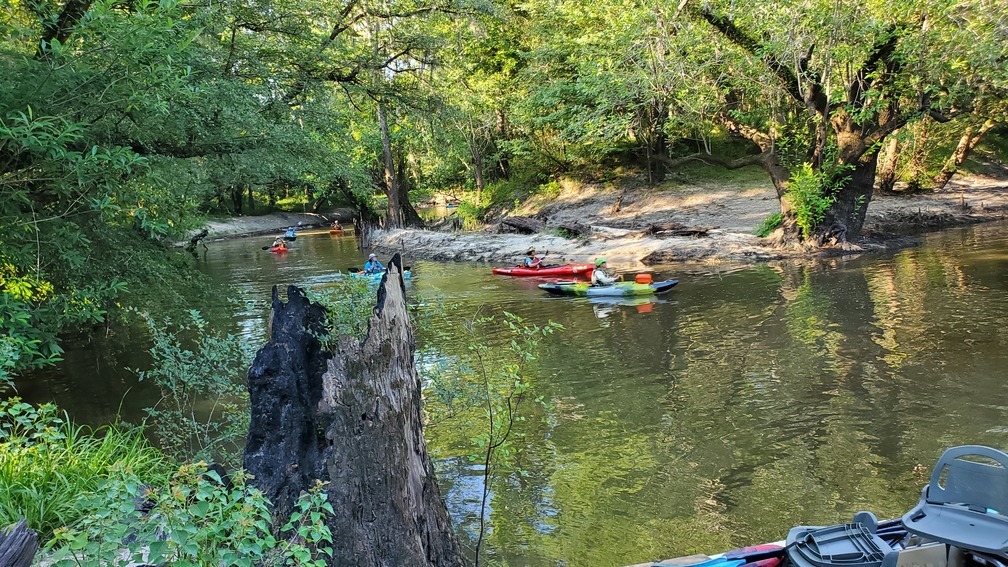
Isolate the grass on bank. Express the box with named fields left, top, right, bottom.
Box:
left=0, top=398, right=336, bottom=565
left=0, top=398, right=172, bottom=538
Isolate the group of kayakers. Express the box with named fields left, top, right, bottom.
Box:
left=524, top=246, right=617, bottom=287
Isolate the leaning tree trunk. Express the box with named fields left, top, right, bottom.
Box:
left=877, top=136, right=900, bottom=193
left=244, top=256, right=464, bottom=567
left=932, top=119, right=996, bottom=191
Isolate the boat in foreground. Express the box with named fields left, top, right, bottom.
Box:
left=539, top=279, right=678, bottom=297
left=629, top=445, right=1008, bottom=567
left=492, top=264, right=594, bottom=277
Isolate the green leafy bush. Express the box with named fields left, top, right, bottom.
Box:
left=784, top=156, right=854, bottom=240
left=45, top=463, right=335, bottom=566
left=136, top=310, right=252, bottom=466
left=306, top=277, right=379, bottom=342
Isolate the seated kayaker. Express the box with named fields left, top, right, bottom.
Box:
left=591, top=257, right=617, bottom=286
left=285, top=227, right=296, bottom=238
left=332, top=221, right=343, bottom=230
left=364, top=253, right=385, bottom=274
left=271, top=236, right=286, bottom=249
left=523, top=247, right=543, bottom=269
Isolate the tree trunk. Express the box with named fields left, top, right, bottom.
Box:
left=395, top=153, right=424, bottom=227
left=932, top=119, right=996, bottom=191
left=37, top=0, right=94, bottom=58
left=495, top=109, right=510, bottom=180
left=247, top=185, right=255, bottom=213
left=905, top=122, right=931, bottom=192
left=378, top=102, right=402, bottom=228
left=877, top=136, right=900, bottom=193
left=244, top=258, right=465, bottom=567
left=473, top=148, right=485, bottom=203
left=231, top=186, right=243, bottom=215
left=811, top=156, right=879, bottom=246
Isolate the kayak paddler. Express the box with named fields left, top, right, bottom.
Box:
left=591, top=257, right=617, bottom=286
left=271, top=236, right=287, bottom=249
left=524, top=246, right=543, bottom=269
left=364, top=253, right=385, bottom=274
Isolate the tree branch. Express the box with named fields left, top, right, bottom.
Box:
left=700, top=7, right=806, bottom=106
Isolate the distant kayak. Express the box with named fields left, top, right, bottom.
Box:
left=349, top=269, right=412, bottom=282
left=538, top=279, right=678, bottom=297
left=270, top=246, right=288, bottom=254
left=492, top=264, right=594, bottom=277
left=329, top=229, right=344, bottom=236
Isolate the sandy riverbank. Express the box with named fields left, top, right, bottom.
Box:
left=370, top=174, right=1008, bottom=271
left=183, top=208, right=356, bottom=244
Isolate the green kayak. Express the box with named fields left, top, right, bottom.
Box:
left=538, top=279, right=678, bottom=297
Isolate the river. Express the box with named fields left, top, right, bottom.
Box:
left=17, top=223, right=1008, bottom=566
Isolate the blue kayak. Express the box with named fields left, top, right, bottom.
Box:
left=348, top=270, right=412, bottom=283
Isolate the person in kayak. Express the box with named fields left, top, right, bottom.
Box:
left=332, top=220, right=343, bottom=230
left=364, top=253, right=385, bottom=274
left=591, top=257, right=617, bottom=286
left=271, top=236, right=287, bottom=249
left=524, top=247, right=543, bottom=269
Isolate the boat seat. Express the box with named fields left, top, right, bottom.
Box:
left=902, top=445, right=1008, bottom=557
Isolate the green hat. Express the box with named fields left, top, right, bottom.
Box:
left=595, top=257, right=606, bottom=267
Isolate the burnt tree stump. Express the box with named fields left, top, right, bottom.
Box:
left=244, top=254, right=464, bottom=567
left=0, top=521, right=38, bottom=567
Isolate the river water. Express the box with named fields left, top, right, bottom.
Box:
left=17, top=223, right=1008, bottom=566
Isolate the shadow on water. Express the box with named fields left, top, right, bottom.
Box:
left=16, top=223, right=1008, bottom=566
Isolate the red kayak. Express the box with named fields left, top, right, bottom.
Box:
left=492, top=264, right=594, bottom=277
left=270, top=246, right=288, bottom=254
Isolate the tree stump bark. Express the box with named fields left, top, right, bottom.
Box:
left=244, top=254, right=464, bottom=567
left=0, top=520, right=38, bottom=567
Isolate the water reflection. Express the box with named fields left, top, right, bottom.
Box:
left=16, top=222, right=1008, bottom=566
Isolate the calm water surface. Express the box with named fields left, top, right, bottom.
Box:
left=18, top=224, right=1008, bottom=566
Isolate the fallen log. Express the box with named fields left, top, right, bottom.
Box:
left=244, top=255, right=463, bottom=567
left=555, top=221, right=591, bottom=238
left=644, top=223, right=716, bottom=238
left=0, top=520, right=38, bottom=567
left=500, top=215, right=544, bottom=234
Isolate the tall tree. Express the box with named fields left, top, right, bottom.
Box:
left=696, top=0, right=1006, bottom=245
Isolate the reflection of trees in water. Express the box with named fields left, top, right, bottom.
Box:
left=417, top=229, right=1008, bottom=563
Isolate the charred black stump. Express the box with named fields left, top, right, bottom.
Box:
left=244, top=253, right=464, bottom=566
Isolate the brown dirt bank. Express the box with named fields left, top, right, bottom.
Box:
left=371, top=174, right=1008, bottom=271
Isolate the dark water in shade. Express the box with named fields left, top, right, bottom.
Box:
left=17, top=224, right=1008, bottom=566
